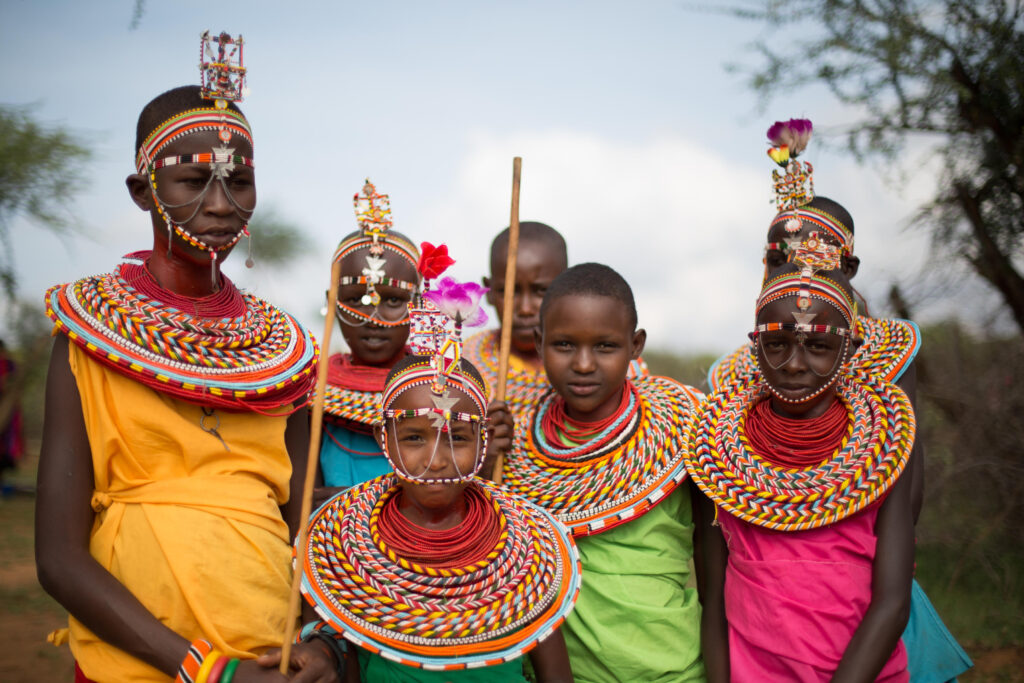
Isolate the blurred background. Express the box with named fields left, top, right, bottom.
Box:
left=1, top=1, right=1021, bottom=680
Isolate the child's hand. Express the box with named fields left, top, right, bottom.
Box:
left=256, top=642, right=341, bottom=682
left=482, top=400, right=514, bottom=480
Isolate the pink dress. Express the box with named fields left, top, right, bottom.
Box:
left=719, top=506, right=908, bottom=681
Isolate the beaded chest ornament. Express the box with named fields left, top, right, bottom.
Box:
left=332, top=180, right=421, bottom=327
left=503, top=374, right=702, bottom=537
left=136, top=31, right=255, bottom=287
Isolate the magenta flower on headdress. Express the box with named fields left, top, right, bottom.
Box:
left=766, top=118, right=813, bottom=156
left=423, top=277, right=489, bottom=327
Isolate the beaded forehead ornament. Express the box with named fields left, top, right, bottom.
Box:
left=378, top=250, right=490, bottom=484
left=333, top=180, right=421, bottom=327
left=137, top=31, right=255, bottom=286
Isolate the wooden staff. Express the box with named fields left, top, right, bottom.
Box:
left=279, top=259, right=342, bottom=673
left=493, top=156, right=521, bottom=485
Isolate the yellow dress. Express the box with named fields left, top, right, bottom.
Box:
left=66, top=343, right=294, bottom=682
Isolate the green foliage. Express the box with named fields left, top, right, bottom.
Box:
left=913, top=321, right=1024, bottom=647
left=0, top=105, right=91, bottom=296
left=642, top=349, right=720, bottom=391
left=245, top=206, right=311, bottom=269
left=727, top=0, right=1024, bottom=331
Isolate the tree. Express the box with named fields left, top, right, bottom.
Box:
left=728, top=0, right=1024, bottom=332
left=0, top=105, right=92, bottom=297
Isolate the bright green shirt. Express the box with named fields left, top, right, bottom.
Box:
left=563, top=486, right=705, bottom=682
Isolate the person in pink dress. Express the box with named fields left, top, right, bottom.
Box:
left=686, top=263, right=918, bottom=682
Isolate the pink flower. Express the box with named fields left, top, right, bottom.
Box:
left=423, top=277, right=489, bottom=327
left=766, top=118, right=813, bottom=156
left=418, top=242, right=455, bottom=280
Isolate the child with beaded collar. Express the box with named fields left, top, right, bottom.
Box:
left=498, top=262, right=705, bottom=682
left=688, top=263, right=917, bottom=681
left=298, top=273, right=579, bottom=682
left=464, top=223, right=648, bottom=425
left=707, top=118, right=971, bottom=682
left=315, top=180, right=424, bottom=494
left=37, top=42, right=338, bottom=682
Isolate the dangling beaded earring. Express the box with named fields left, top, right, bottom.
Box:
left=243, top=226, right=254, bottom=268
left=165, top=218, right=173, bottom=256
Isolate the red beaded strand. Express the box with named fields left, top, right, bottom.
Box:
left=375, top=485, right=502, bottom=569
left=745, top=397, right=849, bottom=468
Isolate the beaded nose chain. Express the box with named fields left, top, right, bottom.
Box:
left=332, top=180, right=421, bottom=327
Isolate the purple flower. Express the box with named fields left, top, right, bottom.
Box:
left=766, top=118, right=813, bottom=155
left=423, top=277, right=489, bottom=327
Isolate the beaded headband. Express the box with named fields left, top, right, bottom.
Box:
left=136, top=108, right=253, bottom=175
left=768, top=207, right=854, bottom=255
left=756, top=271, right=856, bottom=326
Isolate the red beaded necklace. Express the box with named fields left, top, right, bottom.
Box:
left=376, top=485, right=501, bottom=569
left=745, top=397, right=849, bottom=468
left=120, top=252, right=245, bottom=318
left=542, top=386, right=632, bottom=448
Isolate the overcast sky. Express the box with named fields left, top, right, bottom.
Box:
left=1, top=0, right=996, bottom=355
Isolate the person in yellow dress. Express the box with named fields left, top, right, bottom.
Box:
left=37, top=78, right=339, bottom=682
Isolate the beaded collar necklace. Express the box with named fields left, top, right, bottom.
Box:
left=45, top=253, right=317, bottom=412
left=684, top=371, right=915, bottom=531
left=300, top=476, right=581, bottom=671
left=502, top=375, right=702, bottom=537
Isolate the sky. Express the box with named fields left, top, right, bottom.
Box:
left=0, top=0, right=996, bottom=355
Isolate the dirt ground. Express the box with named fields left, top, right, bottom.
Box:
left=1, top=458, right=1022, bottom=682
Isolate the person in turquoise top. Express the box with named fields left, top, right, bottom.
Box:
left=314, top=180, right=424, bottom=498
left=497, top=263, right=706, bottom=682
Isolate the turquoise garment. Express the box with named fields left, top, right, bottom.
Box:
left=904, top=579, right=973, bottom=682
left=563, top=486, right=705, bottom=683
left=357, top=649, right=526, bottom=682
left=319, top=422, right=391, bottom=488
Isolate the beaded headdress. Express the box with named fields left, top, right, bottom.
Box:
left=137, top=30, right=256, bottom=285
left=764, top=118, right=855, bottom=262
left=332, top=180, right=421, bottom=327
left=378, top=247, right=490, bottom=484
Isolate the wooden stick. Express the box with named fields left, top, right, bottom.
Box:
left=493, top=156, right=521, bottom=485
left=279, top=259, right=342, bottom=673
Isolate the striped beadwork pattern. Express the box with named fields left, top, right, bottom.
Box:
left=45, top=262, right=318, bottom=411
left=300, top=477, right=581, bottom=670
left=502, top=375, right=702, bottom=537
left=708, top=317, right=922, bottom=391
left=323, top=385, right=381, bottom=426
left=684, top=372, right=915, bottom=532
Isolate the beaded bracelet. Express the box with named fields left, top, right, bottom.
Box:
left=302, top=631, right=348, bottom=679
left=218, top=658, right=240, bottom=683
left=175, top=639, right=213, bottom=683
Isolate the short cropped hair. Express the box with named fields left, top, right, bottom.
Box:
left=539, top=262, right=637, bottom=331
left=490, top=221, right=568, bottom=272
left=135, top=85, right=248, bottom=154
